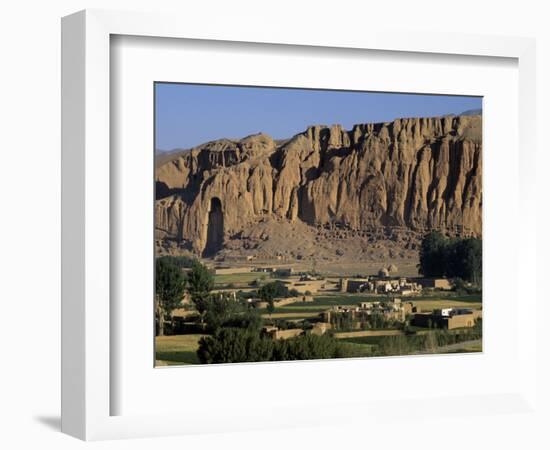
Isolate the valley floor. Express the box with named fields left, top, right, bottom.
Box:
left=155, top=290, right=482, bottom=366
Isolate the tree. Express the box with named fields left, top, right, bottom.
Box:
left=259, top=282, right=278, bottom=322
left=155, top=257, right=186, bottom=336
left=448, top=237, right=482, bottom=284
left=258, top=283, right=276, bottom=301
left=258, top=281, right=288, bottom=300
left=156, top=255, right=196, bottom=269
left=266, top=298, right=275, bottom=321
left=187, top=261, right=214, bottom=322
left=202, top=293, right=238, bottom=332
left=222, top=310, right=263, bottom=332
left=418, top=232, right=482, bottom=283
left=418, top=231, right=449, bottom=277
left=197, top=328, right=274, bottom=364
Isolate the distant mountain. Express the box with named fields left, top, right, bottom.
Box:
left=155, top=148, right=190, bottom=167
left=459, top=108, right=482, bottom=116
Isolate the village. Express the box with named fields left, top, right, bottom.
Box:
left=156, top=258, right=483, bottom=365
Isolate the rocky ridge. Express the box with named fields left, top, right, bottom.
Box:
left=155, top=115, right=482, bottom=261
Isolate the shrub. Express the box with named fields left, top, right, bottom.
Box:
left=222, top=310, right=264, bottom=332
left=197, top=329, right=351, bottom=363
left=197, top=328, right=274, bottom=364
left=273, top=333, right=350, bottom=361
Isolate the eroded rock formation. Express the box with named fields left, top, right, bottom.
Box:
left=155, top=115, right=482, bottom=258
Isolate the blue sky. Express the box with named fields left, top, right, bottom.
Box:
left=155, top=83, right=482, bottom=151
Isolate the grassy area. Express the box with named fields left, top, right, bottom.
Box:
left=213, top=272, right=267, bottom=286
left=253, top=292, right=481, bottom=321
left=155, top=334, right=206, bottom=366
left=261, top=312, right=320, bottom=320
left=340, top=341, right=376, bottom=357
left=340, top=335, right=388, bottom=346
left=256, top=306, right=325, bottom=314
left=439, top=294, right=482, bottom=302
left=282, top=293, right=481, bottom=310
left=440, top=341, right=483, bottom=354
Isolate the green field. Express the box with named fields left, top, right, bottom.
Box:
left=213, top=272, right=267, bottom=286
left=155, top=334, right=206, bottom=366
left=340, top=335, right=388, bottom=346
left=340, top=341, right=376, bottom=357
left=261, top=312, right=320, bottom=320
left=262, top=306, right=326, bottom=313
left=254, top=292, right=481, bottom=321
left=280, top=293, right=481, bottom=311
left=440, top=341, right=483, bottom=354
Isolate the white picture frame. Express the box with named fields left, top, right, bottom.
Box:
left=61, top=9, right=538, bottom=441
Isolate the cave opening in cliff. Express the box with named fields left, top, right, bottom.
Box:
left=203, top=197, right=224, bottom=257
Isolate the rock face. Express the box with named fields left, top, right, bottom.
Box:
left=155, top=115, right=482, bottom=258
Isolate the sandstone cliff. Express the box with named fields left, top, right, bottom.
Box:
left=155, top=115, right=482, bottom=259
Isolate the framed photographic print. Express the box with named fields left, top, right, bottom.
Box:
left=153, top=83, right=483, bottom=367
left=62, top=9, right=538, bottom=441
